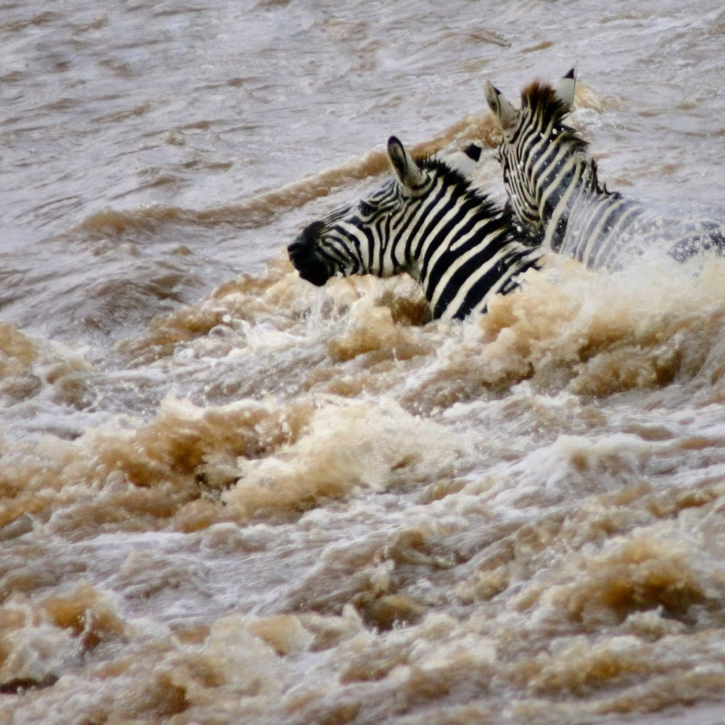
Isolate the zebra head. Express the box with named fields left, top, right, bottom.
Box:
left=484, top=69, right=589, bottom=243
left=289, top=137, right=545, bottom=320
left=288, top=137, right=441, bottom=287
left=484, top=69, right=576, bottom=142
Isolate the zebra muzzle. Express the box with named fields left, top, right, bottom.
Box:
left=288, top=220, right=333, bottom=287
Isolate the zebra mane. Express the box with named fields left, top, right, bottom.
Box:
left=521, top=80, right=608, bottom=196
left=521, top=81, right=589, bottom=158
left=521, top=81, right=573, bottom=127
left=417, top=155, right=506, bottom=219
left=417, top=154, right=542, bottom=244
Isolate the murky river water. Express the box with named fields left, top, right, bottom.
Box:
left=3, top=1, right=725, bottom=723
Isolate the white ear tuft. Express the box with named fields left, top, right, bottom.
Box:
left=554, top=67, right=576, bottom=112
left=387, top=136, right=426, bottom=189
left=484, top=80, right=518, bottom=132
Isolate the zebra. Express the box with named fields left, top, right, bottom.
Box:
left=484, top=69, right=725, bottom=269
left=288, top=137, right=545, bottom=321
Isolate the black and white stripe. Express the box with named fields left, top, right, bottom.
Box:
left=485, top=70, right=725, bottom=268
left=288, top=137, right=544, bottom=320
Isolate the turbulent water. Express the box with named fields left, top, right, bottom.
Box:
left=3, top=1, right=725, bottom=723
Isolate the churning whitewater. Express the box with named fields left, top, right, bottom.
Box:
left=2, top=1, right=725, bottom=723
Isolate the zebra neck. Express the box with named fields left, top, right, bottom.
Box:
left=419, top=227, right=542, bottom=320
left=540, top=158, right=600, bottom=254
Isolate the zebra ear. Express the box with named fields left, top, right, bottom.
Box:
left=554, top=68, right=576, bottom=111
left=387, top=136, right=426, bottom=190
left=484, top=80, right=518, bottom=132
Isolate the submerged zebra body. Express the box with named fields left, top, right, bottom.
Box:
left=484, top=70, right=725, bottom=269
left=288, top=137, right=544, bottom=320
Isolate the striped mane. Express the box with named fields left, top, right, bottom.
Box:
left=418, top=156, right=509, bottom=222
left=521, top=81, right=572, bottom=125
left=520, top=81, right=590, bottom=158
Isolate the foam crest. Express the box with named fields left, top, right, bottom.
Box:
left=223, top=398, right=469, bottom=521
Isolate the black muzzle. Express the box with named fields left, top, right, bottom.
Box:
left=287, top=220, right=333, bottom=287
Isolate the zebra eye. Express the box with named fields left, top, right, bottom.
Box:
left=358, top=201, right=374, bottom=217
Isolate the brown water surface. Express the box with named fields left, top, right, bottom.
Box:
left=2, top=0, right=725, bottom=722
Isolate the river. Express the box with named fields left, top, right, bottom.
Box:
left=2, top=1, right=725, bottom=723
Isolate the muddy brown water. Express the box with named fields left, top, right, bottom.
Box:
left=3, top=1, right=725, bottom=723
